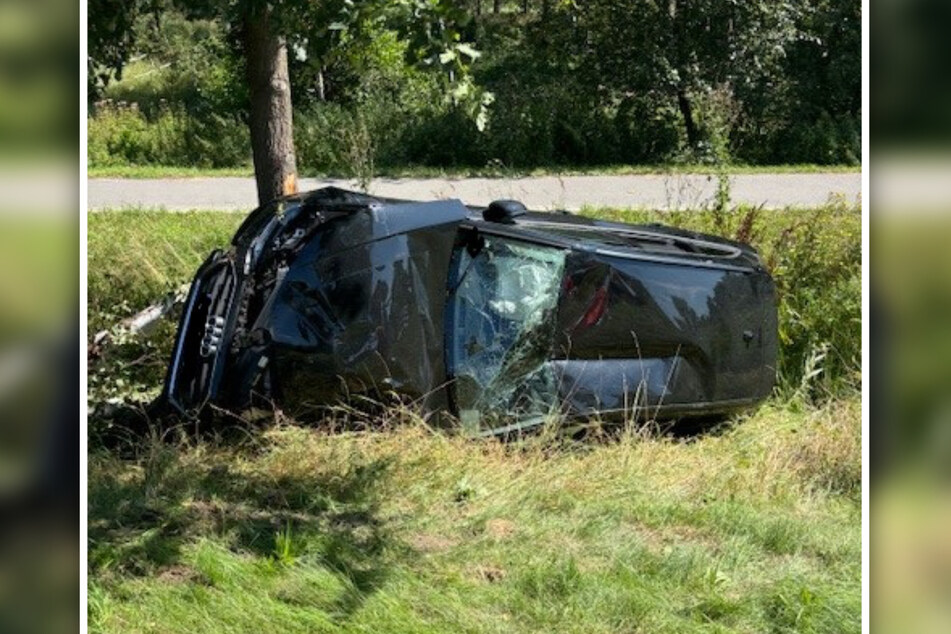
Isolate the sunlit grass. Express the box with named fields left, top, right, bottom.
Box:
left=89, top=399, right=860, bottom=634
left=87, top=163, right=861, bottom=180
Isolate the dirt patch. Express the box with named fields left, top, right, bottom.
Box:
left=473, top=564, right=507, bottom=583
left=409, top=532, right=458, bottom=553
left=485, top=518, right=517, bottom=540
left=157, top=565, right=202, bottom=585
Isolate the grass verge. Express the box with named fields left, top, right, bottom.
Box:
left=88, top=201, right=860, bottom=409
left=89, top=399, right=860, bottom=634
left=88, top=163, right=862, bottom=180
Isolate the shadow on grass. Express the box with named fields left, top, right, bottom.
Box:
left=88, top=422, right=394, bottom=621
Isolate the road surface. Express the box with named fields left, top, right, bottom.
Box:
left=88, top=172, right=860, bottom=211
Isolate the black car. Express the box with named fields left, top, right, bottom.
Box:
left=162, top=187, right=777, bottom=434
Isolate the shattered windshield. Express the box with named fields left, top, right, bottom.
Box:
left=447, top=232, right=567, bottom=431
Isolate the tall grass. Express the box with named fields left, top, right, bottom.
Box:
left=87, top=211, right=242, bottom=408
left=89, top=398, right=860, bottom=634
left=88, top=102, right=250, bottom=169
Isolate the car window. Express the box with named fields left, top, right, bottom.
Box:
left=446, top=232, right=567, bottom=430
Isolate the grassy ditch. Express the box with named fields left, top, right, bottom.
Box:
left=87, top=202, right=861, bottom=633
left=88, top=201, right=860, bottom=412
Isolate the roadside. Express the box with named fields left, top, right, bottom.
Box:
left=90, top=400, right=860, bottom=634
left=88, top=171, right=861, bottom=211
left=88, top=163, right=862, bottom=180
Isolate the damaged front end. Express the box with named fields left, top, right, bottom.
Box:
left=164, top=187, right=469, bottom=418
left=163, top=187, right=778, bottom=433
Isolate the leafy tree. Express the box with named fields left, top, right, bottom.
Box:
left=90, top=0, right=861, bottom=171
left=89, top=0, right=485, bottom=204
left=577, top=0, right=802, bottom=154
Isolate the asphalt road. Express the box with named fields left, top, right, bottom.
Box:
left=88, top=172, right=861, bottom=211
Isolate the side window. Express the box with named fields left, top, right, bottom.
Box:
left=446, top=231, right=567, bottom=430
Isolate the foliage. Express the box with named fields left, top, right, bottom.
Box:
left=87, top=0, right=145, bottom=98
left=88, top=101, right=250, bottom=168
left=87, top=211, right=242, bottom=416
left=88, top=0, right=490, bottom=164
left=100, top=11, right=247, bottom=117
left=88, top=1, right=861, bottom=171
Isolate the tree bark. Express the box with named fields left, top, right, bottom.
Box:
left=677, top=87, right=700, bottom=148
left=243, top=6, right=298, bottom=207
left=666, top=0, right=698, bottom=148
left=493, top=0, right=500, bottom=14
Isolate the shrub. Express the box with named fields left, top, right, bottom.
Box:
left=88, top=101, right=250, bottom=168
left=778, top=112, right=861, bottom=166
left=764, top=202, right=861, bottom=398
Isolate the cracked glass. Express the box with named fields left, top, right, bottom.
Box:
left=447, top=233, right=568, bottom=430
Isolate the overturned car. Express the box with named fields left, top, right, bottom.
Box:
left=162, top=187, right=777, bottom=434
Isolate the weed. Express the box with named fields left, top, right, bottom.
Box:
left=272, top=522, right=299, bottom=567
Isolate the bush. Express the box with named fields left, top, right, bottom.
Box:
left=764, top=202, right=861, bottom=397
left=88, top=101, right=250, bottom=168
left=777, top=112, right=861, bottom=166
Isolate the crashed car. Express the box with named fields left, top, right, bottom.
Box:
left=162, top=187, right=777, bottom=434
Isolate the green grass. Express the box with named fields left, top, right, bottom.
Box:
left=87, top=163, right=861, bottom=180
left=87, top=210, right=244, bottom=405
left=89, top=165, right=255, bottom=179
left=88, top=210, right=242, bottom=331
left=89, top=399, right=860, bottom=634
left=88, top=204, right=861, bottom=632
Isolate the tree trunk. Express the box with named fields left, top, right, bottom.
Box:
left=243, top=7, right=298, bottom=207
left=493, top=0, right=500, bottom=14
left=677, top=87, right=700, bottom=148
left=666, top=0, right=698, bottom=148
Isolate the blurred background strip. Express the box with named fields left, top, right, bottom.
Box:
left=0, top=0, right=79, bottom=633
